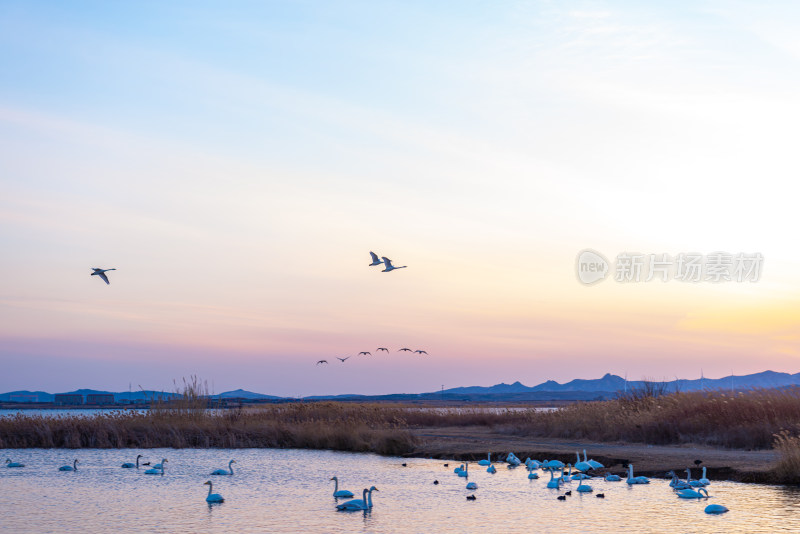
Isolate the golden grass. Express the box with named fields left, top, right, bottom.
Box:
left=2, top=386, right=800, bottom=459
left=772, top=430, right=800, bottom=483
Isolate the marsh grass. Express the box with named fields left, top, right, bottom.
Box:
left=3, top=386, right=800, bottom=459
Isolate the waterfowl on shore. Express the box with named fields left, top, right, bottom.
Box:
left=204, top=481, right=224, bottom=503
left=59, top=460, right=78, bottom=471
left=330, top=476, right=354, bottom=498
left=121, top=454, right=143, bottom=469
left=145, top=459, right=167, bottom=475
left=336, top=486, right=378, bottom=510
left=6, top=459, right=25, bottom=468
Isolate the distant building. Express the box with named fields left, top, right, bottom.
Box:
left=86, top=394, right=115, bottom=405
left=54, top=394, right=84, bottom=405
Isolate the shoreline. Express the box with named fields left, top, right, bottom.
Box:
left=404, top=426, right=779, bottom=484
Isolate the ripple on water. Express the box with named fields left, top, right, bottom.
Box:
left=2, top=448, right=799, bottom=534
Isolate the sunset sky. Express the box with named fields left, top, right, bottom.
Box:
left=1, top=1, right=799, bottom=396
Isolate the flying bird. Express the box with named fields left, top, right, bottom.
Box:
left=358, top=351, right=371, bottom=356
left=316, top=360, right=328, bottom=365
left=368, top=251, right=383, bottom=266
left=381, top=257, right=407, bottom=272
left=336, top=357, right=350, bottom=362
left=414, top=350, right=428, bottom=355
left=398, top=348, right=412, bottom=352
left=91, top=267, right=116, bottom=284
left=377, top=347, right=389, bottom=353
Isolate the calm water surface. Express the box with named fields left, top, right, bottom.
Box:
left=2, top=448, right=798, bottom=533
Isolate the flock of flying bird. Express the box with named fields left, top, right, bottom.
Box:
left=315, top=251, right=422, bottom=366
left=317, top=347, right=428, bottom=366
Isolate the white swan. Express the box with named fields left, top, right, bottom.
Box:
left=686, top=468, right=705, bottom=487
left=506, top=452, right=522, bottom=466
left=584, top=450, right=604, bottom=469
left=705, top=504, right=728, bottom=514
left=604, top=473, right=621, bottom=481
left=454, top=464, right=464, bottom=474
left=562, top=464, right=573, bottom=483
left=381, top=257, right=407, bottom=272
left=546, top=469, right=561, bottom=489
left=6, top=459, right=25, bottom=468
left=466, top=482, right=477, bottom=489
left=330, top=476, right=354, bottom=498
left=336, top=486, right=378, bottom=510
left=121, top=455, right=143, bottom=469
left=545, top=459, right=565, bottom=470
left=574, top=451, right=592, bottom=472
left=145, top=459, right=167, bottom=475
left=699, top=466, right=711, bottom=486
left=368, top=251, right=383, bottom=267
left=211, top=459, right=235, bottom=475
left=458, top=462, right=469, bottom=477
left=478, top=453, right=491, bottom=466
left=668, top=471, right=691, bottom=490
left=527, top=470, right=539, bottom=479
left=626, top=464, right=649, bottom=484
left=577, top=480, right=593, bottom=492
left=487, top=464, right=497, bottom=474
left=59, top=459, right=78, bottom=471
left=204, top=480, right=224, bottom=503
left=677, top=487, right=709, bottom=499
left=90, top=267, right=116, bottom=284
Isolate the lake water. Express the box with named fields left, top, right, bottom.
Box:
left=2, top=448, right=799, bottom=533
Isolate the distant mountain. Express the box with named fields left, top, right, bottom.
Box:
left=215, top=389, right=282, bottom=400
left=434, top=370, right=800, bottom=397
left=3, top=370, right=800, bottom=404
left=0, top=390, right=54, bottom=403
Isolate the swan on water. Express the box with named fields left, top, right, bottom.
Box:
left=584, top=450, right=604, bottom=469
left=90, top=267, right=116, bottom=284
left=204, top=481, right=224, bottom=503
left=487, top=464, right=497, bottom=474
left=478, top=453, right=492, bottom=466
left=145, top=459, right=167, bottom=475
left=676, top=487, right=709, bottom=499
left=59, top=460, right=78, bottom=471
left=454, top=464, right=464, bottom=474
left=626, top=464, right=649, bottom=484
left=506, top=452, right=522, bottom=466
left=699, top=466, right=711, bottom=486
left=6, top=459, right=25, bottom=468
left=604, top=473, right=621, bottom=481
left=576, top=480, right=593, bottom=493
left=546, top=469, right=561, bottom=489
left=466, top=482, right=477, bottom=490
left=574, top=452, right=592, bottom=472
left=527, top=470, right=539, bottom=479
left=336, top=486, right=378, bottom=510
left=330, top=477, right=354, bottom=498
left=458, top=463, right=469, bottom=477
left=705, top=504, right=728, bottom=514
left=121, top=455, right=143, bottom=469
left=668, top=471, right=691, bottom=490
left=686, top=468, right=705, bottom=487
left=211, top=459, right=235, bottom=475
